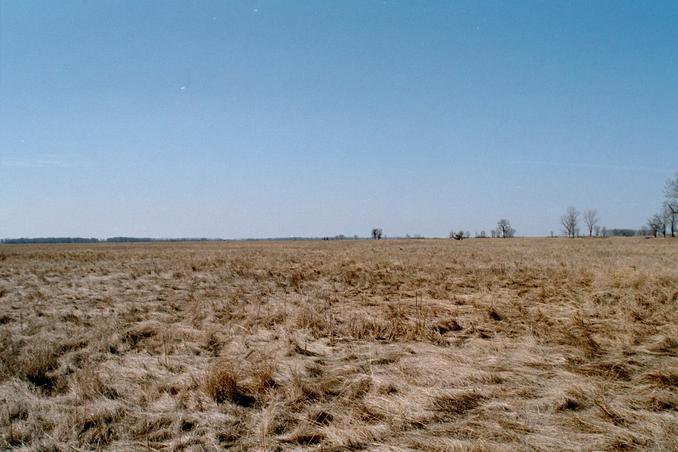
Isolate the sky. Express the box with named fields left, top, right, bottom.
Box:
left=1, top=0, right=677, bottom=238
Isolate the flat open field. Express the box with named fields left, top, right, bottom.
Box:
left=0, top=238, right=677, bottom=451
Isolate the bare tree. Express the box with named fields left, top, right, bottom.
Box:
left=664, top=173, right=678, bottom=237
left=582, top=209, right=599, bottom=237
left=449, top=230, right=464, bottom=240
left=666, top=172, right=678, bottom=201
left=665, top=202, right=677, bottom=238
left=648, top=214, right=665, bottom=238
left=371, top=228, right=383, bottom=240
left=661, top=205, right=673, bottom=238
left=496, top=219, right=515, bottom=238
left=594, top=225, right=601, bottom=237
left=560, top=206, right=579, bottom=238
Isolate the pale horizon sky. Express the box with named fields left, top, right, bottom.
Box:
left=1, top=1, right=677, bottom=238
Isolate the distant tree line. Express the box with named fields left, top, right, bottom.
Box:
left=558, top=206, right=640, bottom=238
left=0, top=237, right=100, bottom=244
left=105, top=237, right=211, bottom=243
left=606, top=229, right=638, bottom=237
left=555, top=174, right=677, bottom=238
left=558, top=207, right=602, bottom=238
left=380, top=175, right=678, bottom=240
left=448, top=219, right=515, bottom=240
left=321, top=235, right=360, bottom=240
left=8, top=174, right=676, bottom=245
left=1, top=237, right=215, bottom=244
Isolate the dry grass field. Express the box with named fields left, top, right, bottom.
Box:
left=0, top=238, right=676, bottom=451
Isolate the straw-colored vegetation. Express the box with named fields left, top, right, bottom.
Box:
left=0, top=238, right=676, bottom=450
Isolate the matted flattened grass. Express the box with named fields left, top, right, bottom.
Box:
left=0, top=238, right=676, bottom=450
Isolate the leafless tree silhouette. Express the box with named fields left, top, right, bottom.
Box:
left=583, top=209, right=599, bottom=237
left=560, top=207, right=579, bottom=238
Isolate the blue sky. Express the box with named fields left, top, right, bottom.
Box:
left=1, top=1, right=677, bottom=238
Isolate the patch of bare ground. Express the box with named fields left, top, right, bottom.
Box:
left=0, top=238, right=676, bottom=450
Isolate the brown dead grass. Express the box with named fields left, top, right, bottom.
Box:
left=0, top=237, right=676, bottom=450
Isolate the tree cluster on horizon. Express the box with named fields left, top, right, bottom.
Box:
left=560, top=207, right=600, bottom=238
left=647, top=173, right=678, bottom=237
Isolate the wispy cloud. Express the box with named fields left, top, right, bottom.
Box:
left=0, top=155, right=77, bottom=168
left=508, top=160, right=674, bottom=174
